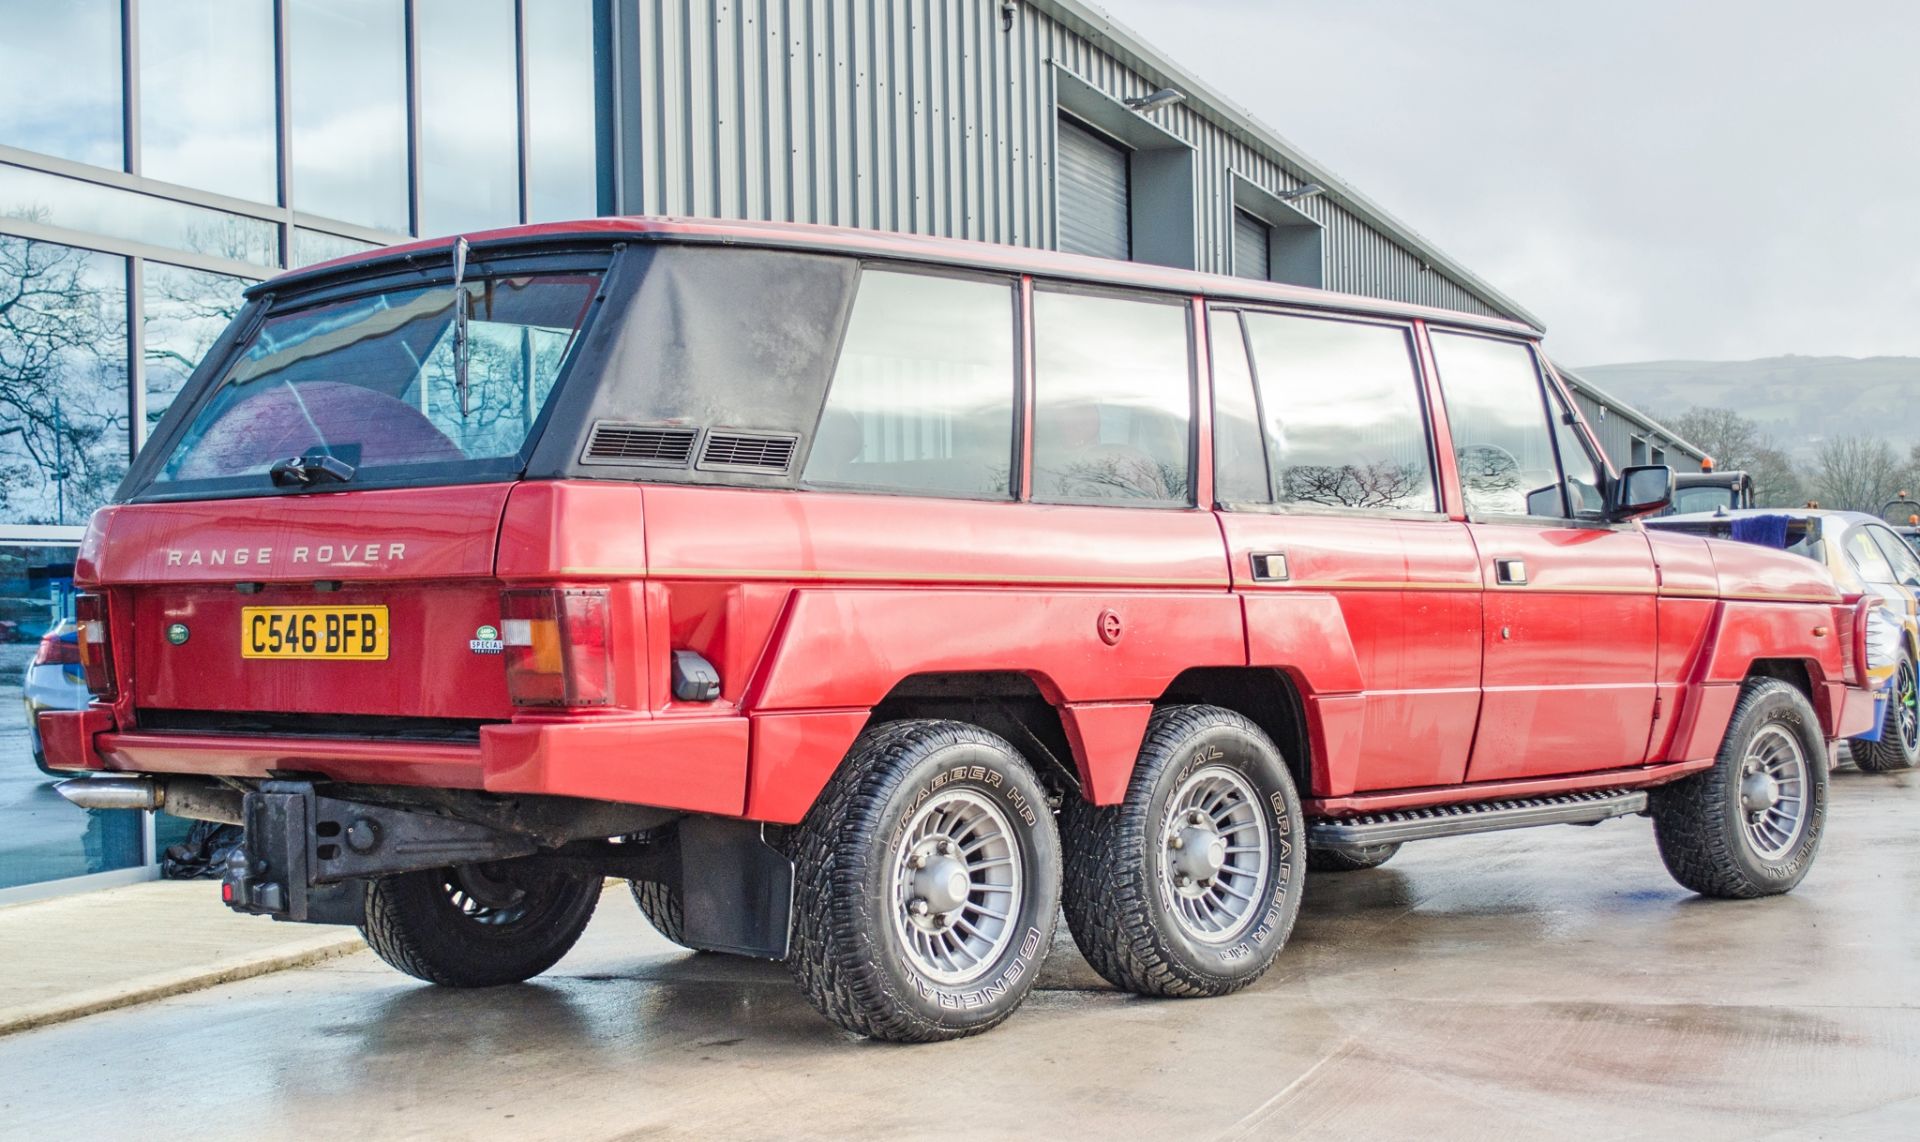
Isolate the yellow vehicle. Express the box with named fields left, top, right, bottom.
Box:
left=1650, top=508, right=1920, bottom=771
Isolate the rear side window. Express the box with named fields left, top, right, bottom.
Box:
left=803, top=270, right=1016, bottom=499
left=1430, top=331, right=1563, bottom=518
left=1032, top=290, right=1191, bottom=506
left=1241, top=312, right=1435, bottom=513
left=1844, top=526, right=1899, bottom=585
left=1868, top=525, right=1920, bottom=585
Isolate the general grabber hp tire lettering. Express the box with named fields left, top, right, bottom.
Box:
left=1651, top=678, right=1828, bottom=899
left=1307, top=842, right=1401, bottom=873
left=360, top=859, right=601, bottom=987
left=1852, top=651, right=1920, bottom=772
left=785, top=720, right=1061, bottom=1042
left=1061, top=705, right=1305, bottom=998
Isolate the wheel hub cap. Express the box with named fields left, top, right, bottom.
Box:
left=912, top=855, right=972, bottom=916
left=1740, top=771, right=1780, bottom=813
left=1158, top=765, right=1271, bottom=945
left=889, top=789, right=1022, bottom=986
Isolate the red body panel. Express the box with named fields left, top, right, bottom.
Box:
left=39, top=222, right=1875, bottom=826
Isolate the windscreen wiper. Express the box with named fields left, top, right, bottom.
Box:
left=269, top=453, right=356, bottom=488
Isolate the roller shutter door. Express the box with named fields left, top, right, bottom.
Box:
left=1057, top=117, right=1131, bottom=260
left=1233, top=210, right=1270, bottom=280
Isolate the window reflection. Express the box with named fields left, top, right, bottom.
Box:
left=292, top=227, right=381, bottom=269
left=0, top=0, right=124, bottom=170
left=0, top=543, right=143, bottom=891
left=139, top=0, right=279, bottom=203
left=1431, top=332, right=1563, bottom=518
left=0, top=163, right=279, bottom=267
left=0, top=237, right=129, bottom=527
left=290, top=0, right=409, bottom=232
left=525, top=0, right=601, bottom=222
left=419, top=0, right=520, bottom=235
left=141, top=263, right=250, bottom=443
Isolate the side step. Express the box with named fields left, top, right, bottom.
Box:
left=1309, top=788, right=1650, bottom=848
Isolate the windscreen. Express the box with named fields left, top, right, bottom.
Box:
left=149, top=272, right=599, bottom=494
left=1672, top=485, right=1736, bottom=514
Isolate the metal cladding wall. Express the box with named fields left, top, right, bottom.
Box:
left=608, top=0, right=1516, bottom=322
left=1565, top=383, right=1707, bottom=476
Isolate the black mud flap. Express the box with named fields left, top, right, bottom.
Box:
left=676, top=818, right=795, bottom=960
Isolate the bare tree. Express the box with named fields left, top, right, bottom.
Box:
left=1811, top=435, right=1904, bottom=513
left=1668, top=405, right=1807, bottom=507
left=1281, top=460, right=1426, bottom=510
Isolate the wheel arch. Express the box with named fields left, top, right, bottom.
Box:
left=1156, top=667, right=1313, bottom=799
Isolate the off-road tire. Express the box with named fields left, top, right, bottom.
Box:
left=1307, top=842, right=1401, bottom=873
left=628, top=878, right=689, bottom=947
left=1852, top=653, right=1920, bottom=772
left=786, top=719, right=1061, bottom=1043
left=1060, top=705, right=1305, bottom=998
left=361, top=860, right=601, bottom=987
left=1651, top=678, right=1827, bottom=899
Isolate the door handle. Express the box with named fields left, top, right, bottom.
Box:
left=1250, top=552, right=1289, bottom=582
left=1494, top=557, right=1527, bottom=586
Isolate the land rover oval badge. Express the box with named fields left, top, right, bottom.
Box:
left=166, top=622, right=190, bottom=645
left=469, top=624, right=504, bottom=655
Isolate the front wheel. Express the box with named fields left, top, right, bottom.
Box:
left=1852, top=653, right=1920, bottom=772
left=1061, top=705, right=1305, bottom=998
left=1651, top=678, right=1827, bottom=899
left=786, top=720, right=1061, bottom=1042
left=361, top=859, right=601, bottom=987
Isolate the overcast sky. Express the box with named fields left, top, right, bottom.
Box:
left=1093, top=0, right=1920, bottom=365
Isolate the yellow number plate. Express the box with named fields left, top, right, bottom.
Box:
left=241, top=606, right=390, bottom=660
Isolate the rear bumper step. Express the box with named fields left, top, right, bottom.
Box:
left=1309, top=788, right=1649, bottom=848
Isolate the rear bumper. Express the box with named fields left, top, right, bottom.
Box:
left=36, top=708, right=749, bottom=816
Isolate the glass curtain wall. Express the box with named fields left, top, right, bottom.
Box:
left=0, top=0, right=606, bottom=897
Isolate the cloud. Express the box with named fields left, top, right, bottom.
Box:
left=1090, top=0, right=1920, bottom=363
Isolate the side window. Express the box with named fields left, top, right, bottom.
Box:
left=1430, top=331, right=1564, bottom=518
left=1241, top=312, right=1436, bottom=512
left=804, top=270, right=1016, bottom=498
left=1867, top=526, right=1920, bottom=587
left=1032, top=290, right=1192, bottom=506
left=1843, top=526, right=1898, bottom=586
left=1208, top=310, right=1270, bottom=505
left=1545, top=377, right=1606, bottom=518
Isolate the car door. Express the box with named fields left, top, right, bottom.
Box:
left=1211, top=305, right=1483, bottom=794
left=1854, top=522, right=1920, bottom=629
left=1427, top=330, right=1659, bottom=781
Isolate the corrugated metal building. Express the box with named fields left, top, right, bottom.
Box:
left=1559, top=368, right=1708, bottom=474
left=607, top=0, right=1537, bottom=324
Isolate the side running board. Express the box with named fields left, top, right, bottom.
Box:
left=1309, top=788, right=1650, bottom=848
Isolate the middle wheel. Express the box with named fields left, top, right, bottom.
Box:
left=1062, top=704, right=1305, bottom=997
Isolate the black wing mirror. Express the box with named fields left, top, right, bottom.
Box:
left=1608, top=464, right=1673, bottom=522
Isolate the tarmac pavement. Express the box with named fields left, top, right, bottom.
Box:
left=0, top=767, right=1915, bottom=1140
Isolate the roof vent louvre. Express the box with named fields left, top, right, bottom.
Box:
left=698, top=431, right=799, bottom=474
left=582, top=422, right=699, bottom=467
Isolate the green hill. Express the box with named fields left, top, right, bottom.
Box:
left=1575, top=356, right=1920, bottom=460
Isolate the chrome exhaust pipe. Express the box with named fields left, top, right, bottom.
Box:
left=53, top=776, right=245, bottom=823
left=55, top=776, right=162, bottom=812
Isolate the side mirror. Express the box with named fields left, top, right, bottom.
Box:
left=1608, top=464, right=1673, bottom=522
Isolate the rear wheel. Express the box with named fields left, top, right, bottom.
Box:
left=1307, top=842, right=1400, bottom=873
left=361, top=859, right=600, bottom=987
left=1852, top=653, right=1920, bottom=772
left=628, top=878, right=690, bottom=947
left=1061, top=705, right=1305, bottom=998
left=1651, top=678, right=1827, bottom=899
left=786, top=720, right=1060, bottom=1042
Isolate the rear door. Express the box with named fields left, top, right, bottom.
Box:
left=1211, top=306, right=1483, bottom=792
left=1428, top=330, right=1659, bottom=781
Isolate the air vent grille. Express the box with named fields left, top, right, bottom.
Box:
left=699, top=431, right=798, bottom=473
left=583, top=422, right=698, bottom=466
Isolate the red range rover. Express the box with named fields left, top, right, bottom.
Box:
left=42, top=218, right=1878, bottom=1041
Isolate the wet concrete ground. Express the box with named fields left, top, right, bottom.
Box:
left=1, top=767, right=1916, bottom=1140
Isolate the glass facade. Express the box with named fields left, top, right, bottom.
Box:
left=0, top=0, right=608, bottom=898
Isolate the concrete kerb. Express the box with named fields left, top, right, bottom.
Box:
left=0, top=929, right=366, bottom=1038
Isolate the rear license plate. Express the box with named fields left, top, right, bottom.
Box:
left=240, top=606, right=390, bottom=660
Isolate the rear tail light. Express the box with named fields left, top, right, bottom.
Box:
left=74, top=592, right=116, bottom=698
left=32, top=630, right=81, bottom=668
left=499, top=588, right=614, bottom=707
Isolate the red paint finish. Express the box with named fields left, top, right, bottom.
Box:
left=47, top=220, right=1880, bottom=827
left=1466, top=524, right=1659, bottom=780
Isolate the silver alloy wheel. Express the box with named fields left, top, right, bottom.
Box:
left=1158, top=765, right=1271, bottom=943
left=888, top=789, right=1023, bottom=985
left=1738, top=723, right=1811, bottom=860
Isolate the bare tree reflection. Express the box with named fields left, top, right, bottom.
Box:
left=1280, top=461, right=1427, bottom=510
